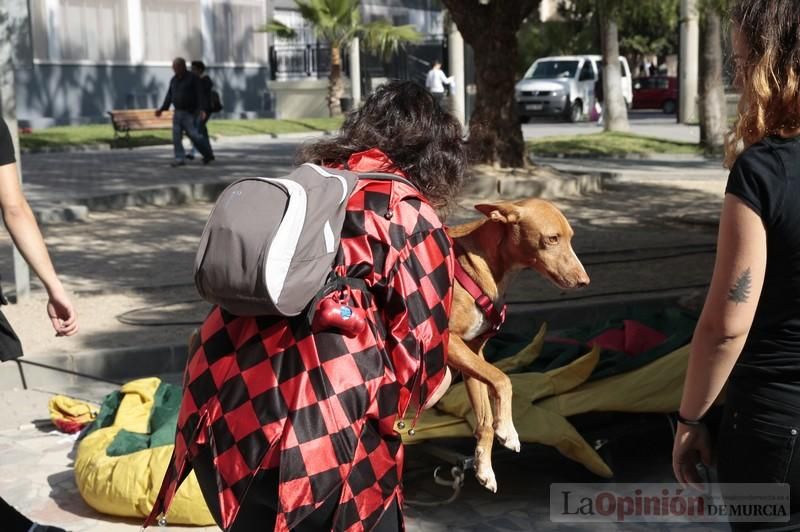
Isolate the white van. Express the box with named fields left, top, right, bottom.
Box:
left=515, top=55, right=633, bottom=122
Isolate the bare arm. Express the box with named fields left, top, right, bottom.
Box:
left=679, top=194, right=767, bottom=420
left=673, top=194, right=766, bottom=489
left=0, top=161, right=77, bottom=335
left=156, top=83, right=172, bottom=116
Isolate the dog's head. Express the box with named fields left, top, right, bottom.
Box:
left=475, top=199, right=590, bottom=290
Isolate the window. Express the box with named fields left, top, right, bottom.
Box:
left=57, top=0, right=130, bottom=61
left=212, top=0, right=268, bottom=64
left=273, top=8, right=316, bottom=47
left=594, top=60, right=630, bottom=78
left=656, top=78, right=670, bottom=89
left=527, top=60, right=580, bottom=80
left=142, top=0, right=202, bottom=62
left=578, top=61, right=595, bottom=81
left=29, top=0, right=50, bottom=60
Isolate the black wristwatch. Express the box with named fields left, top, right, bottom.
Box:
left=677, top=413, right=703, bottom=426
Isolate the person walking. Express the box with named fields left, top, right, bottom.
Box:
left=155, top=57, right=214, bottom=167
left=594, top=70, right=604, bottom=126
left=425, top=59, right=450, bottom=105
left=146, top=81, right=466, bottom=532
left=186, top=61, right=215, bottom=162
left=0, top=118, right=78, bottom=531
left=673, top=1, right=800, bottom=529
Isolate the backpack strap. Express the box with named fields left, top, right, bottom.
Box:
left=356, top=172, right=418, bottom=191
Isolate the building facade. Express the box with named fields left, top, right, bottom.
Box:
left=8, top=0, right=445, bottom=128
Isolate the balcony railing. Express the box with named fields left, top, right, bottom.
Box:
left=269, top=44, right=348, bottom=81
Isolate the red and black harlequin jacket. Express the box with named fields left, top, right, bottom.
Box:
left=145, top=148, right=454, bottom=532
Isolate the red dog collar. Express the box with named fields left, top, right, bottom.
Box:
left=452, top=243, right=507, bottom=338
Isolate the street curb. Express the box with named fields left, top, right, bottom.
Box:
left=0, top=342, right=189, bottom=391
left=20, top=130, right=337, bottom=155
left=536, top=152, right=714, bottom=162
left=462, top=165, right=616, bottom=200
left=31, top=181, right=231, bottom=224
left=32, top=166, right=618, bottom=225
left=504, top=286, right=703, bottom=333
left=0, top=287, right=704, bottom=392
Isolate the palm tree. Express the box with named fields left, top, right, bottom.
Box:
left=263, top=0, right=421, bottom=117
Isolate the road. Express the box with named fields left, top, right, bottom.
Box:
left=522, top=110, right=699, bottom=144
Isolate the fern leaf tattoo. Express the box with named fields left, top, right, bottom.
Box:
left=728, top=268, right=752, bottom=304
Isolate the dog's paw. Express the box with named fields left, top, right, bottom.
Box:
left=475, top=466, right=498, bottom=493
left=474, top=447, right=498, bottom=493
left=494, top=421, right=521, bottom=452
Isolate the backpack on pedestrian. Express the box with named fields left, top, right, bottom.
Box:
left=209, top=89, right=223, bottom=113
left=194, top=164, right=410, bottom=318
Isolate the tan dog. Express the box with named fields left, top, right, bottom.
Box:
left=445, top=199, right=590, bottom=492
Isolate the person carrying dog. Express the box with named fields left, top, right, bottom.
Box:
left=674, top=1, right=800, bottom=529
left=146, top=81, right=466, bottom=532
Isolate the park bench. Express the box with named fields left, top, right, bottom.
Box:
left=107, top=109, right=173, bottom=140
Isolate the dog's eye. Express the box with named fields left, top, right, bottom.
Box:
left=546, top=235, right=560, bottom=245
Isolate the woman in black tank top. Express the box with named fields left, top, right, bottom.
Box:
left=673, top=1, right=800, bottom=529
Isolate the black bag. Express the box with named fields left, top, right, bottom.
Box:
left=0, top=282, right=23, bottom=362
left=210, top=90, right=223, bottom=113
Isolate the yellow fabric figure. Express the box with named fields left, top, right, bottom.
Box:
left=402, top=324, right=692, bottom=477
left=48, top=395, right=99, bottom=434
left=74, top=377, right=214, bottom=525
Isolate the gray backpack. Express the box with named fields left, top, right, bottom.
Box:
left=194, top=163, right=402, bottom=317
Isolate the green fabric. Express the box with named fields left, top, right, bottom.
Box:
left=83, top=382, right=182, bottom=456
left=106, top=429, right=150, bottom=457
left=149, top=382, right=181, bottom=448
left=485, top=306, right=697, bottom=381
left=82, top=390, right=123, bottom=439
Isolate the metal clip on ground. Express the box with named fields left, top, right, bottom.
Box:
left=405, top=465, right=465, bottom=507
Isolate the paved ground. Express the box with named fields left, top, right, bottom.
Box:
left=522, top=111, right=699, bottom=144
left=0, top=129, right=734, bottom=531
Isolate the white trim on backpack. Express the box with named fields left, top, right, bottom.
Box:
left=304, top=163, right=350, bottom=204
left=323, top=220, right=335, bottom=253
left=262, top=178, right=308, bottom=304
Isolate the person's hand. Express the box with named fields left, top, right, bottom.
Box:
left=46, top=287, right=78, bottom=337
left=155, top=109, right=162, bottom=117
left=199, top=111, right=207, bottom=121
left=672, top=421, right=712, bottom=492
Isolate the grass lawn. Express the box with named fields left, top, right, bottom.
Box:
left=528, top=131, right=702, bottom=158
left=19, top=117, right=343, bottom=151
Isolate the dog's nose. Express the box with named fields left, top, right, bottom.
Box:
left=576, top=273, right=590, bottom=288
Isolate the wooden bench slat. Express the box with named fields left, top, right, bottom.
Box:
left=108, top=108, right=173, bottom=135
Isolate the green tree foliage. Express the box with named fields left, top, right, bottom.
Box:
left=518, top=0, right=679, bottom=75
left=263, top=0, right=420, bottom=117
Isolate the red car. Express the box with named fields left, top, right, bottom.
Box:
left=632, top=76, right=678, bottom=114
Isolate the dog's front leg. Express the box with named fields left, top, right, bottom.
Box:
left=451, top=336, right=520, bottom=453
left=464, top=375, right=497, bottom=492
left=475, top=344, right=521, bottom=454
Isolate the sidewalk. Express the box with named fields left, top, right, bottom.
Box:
left=0, top=144, right=726, bottom=374
left=0, top=137, right=730, bottom=531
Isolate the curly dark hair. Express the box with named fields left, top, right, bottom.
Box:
left=296, top=81, right=466, bottom=210
left=727, top=0, right=800, bottom=167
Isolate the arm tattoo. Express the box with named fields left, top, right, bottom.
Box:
left=728, top=268, right=752, bottom=304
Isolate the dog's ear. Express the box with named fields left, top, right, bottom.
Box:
left=475, top=203, right=521, bottom=224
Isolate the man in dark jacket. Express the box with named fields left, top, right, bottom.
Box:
left=187, top=61, right=215, bottom=161
left=155, top=57, right=214, bottom=166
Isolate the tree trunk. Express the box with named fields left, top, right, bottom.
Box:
left=599, top=1, right=629, bottom=133
left=443, top=0, right=537, bottom=167
left=699, top=9, right=725, bottom=154
left=467, top=31, right=526, bottom=167
left=328, top=45, right=344, bottom=117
